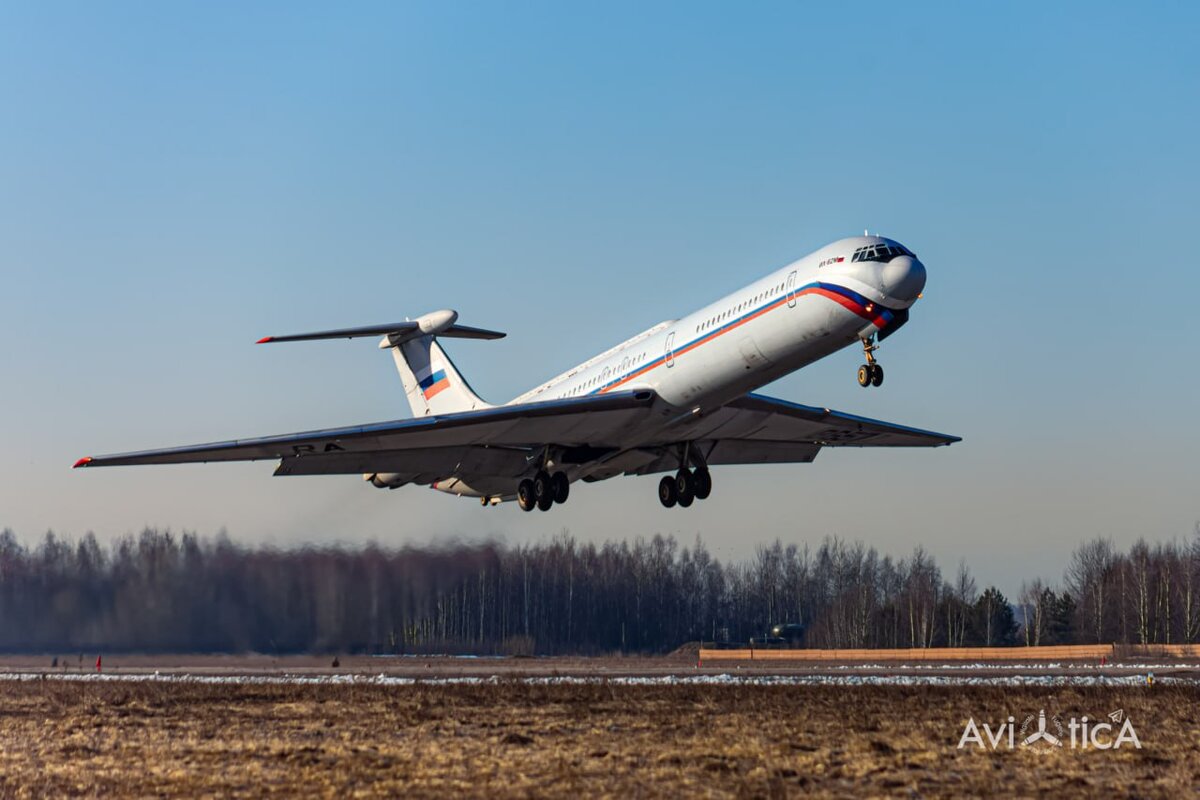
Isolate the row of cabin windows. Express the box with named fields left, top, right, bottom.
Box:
left=695, top=281, right=787, bottom=334
left=563, top=350, right=649, bottom=396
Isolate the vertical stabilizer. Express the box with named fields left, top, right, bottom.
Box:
left=390, top=335, right=492, bottom=416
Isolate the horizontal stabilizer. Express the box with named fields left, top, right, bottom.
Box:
left=257, top=309, right=504, bottom=344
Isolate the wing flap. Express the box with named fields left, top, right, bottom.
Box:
left=707, top=439, right=822, bottom=464
left=273, top=445, right=531, bottom=478
left=623, top=440, right=820, bottom=476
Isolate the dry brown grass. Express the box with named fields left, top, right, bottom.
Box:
left=0, top=678, right=1196, bottom=798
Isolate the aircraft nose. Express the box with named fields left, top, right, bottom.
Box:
left=880, top=255, right=926, bottom=303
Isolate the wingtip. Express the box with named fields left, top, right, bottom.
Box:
left=73, top=456, right=93, bottom=469
left=256, top=336, right=273, bottom=344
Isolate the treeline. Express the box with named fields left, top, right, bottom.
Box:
left=0, top=527, right=1195, bottom=654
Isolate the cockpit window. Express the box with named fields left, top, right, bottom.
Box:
left=851, top=242, right=916, bottom=263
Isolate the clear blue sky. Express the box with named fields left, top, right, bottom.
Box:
left=1, top=2, right=1197, bottom=595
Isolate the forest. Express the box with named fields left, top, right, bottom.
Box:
left=0, top=527, right=1196, bottom=654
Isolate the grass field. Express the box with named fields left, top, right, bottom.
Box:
left=0, top=677, right=1196, bottom=797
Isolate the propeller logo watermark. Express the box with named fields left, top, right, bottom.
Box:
left=958, top=709, right=1141, bottom=750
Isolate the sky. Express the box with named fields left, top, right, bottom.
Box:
left=1, top=1, right=1197, bottom=596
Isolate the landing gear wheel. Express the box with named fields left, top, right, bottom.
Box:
left=533, top=470, right=552, bottom=500
left=857, top=364, right=872, bottom=387
left=551, top=471, right=570, bottom=504
left=693, top=469, right=712, bottom=500
left=870, top=363, right=884, bottom=387
left=658, top=475, right=678, bottom=508
left=533, top=471, right=554, bottom=511
left=675, top=469, right=695, bottom=507
left=517, top=480, right=536, bottom=512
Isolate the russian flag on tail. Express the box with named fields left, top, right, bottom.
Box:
left=417, top=366, right=450, bottom=399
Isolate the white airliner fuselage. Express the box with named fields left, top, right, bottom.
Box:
left=76, top=234, right=955, bottom=512
left=514, top=234, right=925, bottom=409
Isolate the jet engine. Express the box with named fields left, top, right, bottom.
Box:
left=364, top=473, right=407, bottom=489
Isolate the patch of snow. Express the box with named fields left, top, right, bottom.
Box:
left=0, top=672, right=1188, bottom=688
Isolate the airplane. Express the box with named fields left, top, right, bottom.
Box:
left=75, top=234, right=960, bottom=511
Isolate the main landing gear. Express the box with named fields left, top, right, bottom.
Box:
left=658, top=443, right=713, bottom=509
left=658, top=467, right=712, bottom=508
left=517, top=469, right=570, bottom=512
left=856, top=336, right=884, bottom=388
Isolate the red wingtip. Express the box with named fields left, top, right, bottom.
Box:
left=73, top=457, right=93, bottom=469
left=256, top=336, right=273, bottom=344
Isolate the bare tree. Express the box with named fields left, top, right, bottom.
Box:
left=1018, top=578, right=1047, bottom=646
left=945, top=560, right=976, bottom=647
left=1066, top=538, right=1116, bottom=644
left=1182, top=525, right=1200, bottom=642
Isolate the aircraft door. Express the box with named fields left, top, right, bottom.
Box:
left=665, top=332, right=676, bottom=367
left=786, top=271, right=798, bottom=308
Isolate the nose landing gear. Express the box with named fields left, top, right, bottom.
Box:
left=857, top=337, right=884, bottom=387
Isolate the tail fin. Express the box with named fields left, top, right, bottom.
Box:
left=389, top=335, right=492, bottom=416
left=255, top=308, right=502, bottom=417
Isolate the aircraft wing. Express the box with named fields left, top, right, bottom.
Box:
left=622, top=392, right=959, bottom=475
left=74, top=390, right=659, bottom=476
left=75, top=388, right=957, bottom=489
left=716, top=393, right=961, bottom=448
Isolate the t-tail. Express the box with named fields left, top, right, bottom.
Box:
left=388, top=329, right=494, bottom=416
left=256, top=308, right=502, bottom=416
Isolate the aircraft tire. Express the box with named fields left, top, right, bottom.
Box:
left=533, top=470, right=553, bottom=502
left=658, top=475, right=677, bottom=508
left=675, top=469, right=695, bottom=507
left=537, top=492, right=554, bottom=511
left=871, top=364, right=884, bottom=387
left=517, top=480, right=536, bottom=512
left=857, top=364, right=872, bottom=387
left=693, top=469, right=712, bottom=500
left=551, top=471, right=570, bottom=504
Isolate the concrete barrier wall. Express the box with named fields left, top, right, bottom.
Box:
left=699, top=645, right=1115, bottom=662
